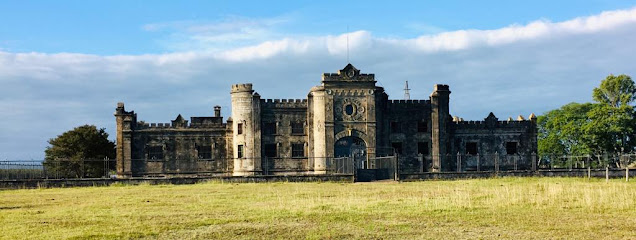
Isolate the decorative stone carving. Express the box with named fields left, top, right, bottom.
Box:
left=334, top=98, right=366, bottom=121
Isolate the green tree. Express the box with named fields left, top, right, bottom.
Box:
left=592, top=74, right=636, bottom=108
left=538, top=74, right=636, bottom=168
left=538, top=102, right=595, bottom=156
left=44, top=125, right=115, bottom=178
left=586, top=74, right=636, bottom=155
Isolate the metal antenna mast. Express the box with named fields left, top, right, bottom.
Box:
left=404, top=80, right=411, bottom=100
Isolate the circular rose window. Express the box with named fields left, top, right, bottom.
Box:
left=345, top=104, right=354, bottom=115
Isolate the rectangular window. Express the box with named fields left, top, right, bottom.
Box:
left=264, top=144, right=277, bottom=158
left=196, top=145, right=212, bottom=159
left=237, top=123, right=243, bottom=135
left=466, top=142, right=478, bottom=155
left=237, top=145, right=244, bottom=158
left=392, top=142, right=403, bottom=155
left=506, top=142, right=518, bottom=155
left=417, top=142, right=429, bottom=155
left=263, top=122, right=276, bottom=135
left=147, top=146, right=163, bottom=160
left=390, top=122, right=401, bottom=133
left=291, top=121, right=304, bottom=135
left=292, top=143, right=305, bottom=158
left=417, top=121, right=428, bottom=132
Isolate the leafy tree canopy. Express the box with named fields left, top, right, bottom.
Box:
left=592, top=74, right=636, bottom=108
left=44, top=125, right=115, bottom=178
left=539, top=74, right=636, bottom=158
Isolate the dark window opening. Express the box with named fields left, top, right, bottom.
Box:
left=263, top=122, right=276, bottom=135
left=264, top=144, right=277, bottom=158
left=418, top=142, right=429, bottom=155
left=291, top=121, right=304, bottom=135
left=392, top=142, right=403, bottom=155
left=292, top=143, right=305, bottom=158
left=147, top=146, right=163, bottom=160
left=506, top=142, right=518, bottom=155
left=390, top=122, right=401, bottom=133
left=345, top=104, right=354, bottom=115
left=237, top=123, right=243, bottom=135
left=466, top=142, right=478, bottom=155
left=417, top=121, right=428, bottom=132
left=196, top=145, right=212, bottom=159
left=237, top=145, right=244, bottom=158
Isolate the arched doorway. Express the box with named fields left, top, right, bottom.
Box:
left=334, top=136, right=367, bottom=169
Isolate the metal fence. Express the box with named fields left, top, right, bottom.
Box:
left=2, top=153, right=635, bottom=180
left=402, top=153, right=636, bottom=173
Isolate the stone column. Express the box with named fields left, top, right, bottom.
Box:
left=311, top=88, right=328, bottom=174
left=430, top=85, right=450, bottom=172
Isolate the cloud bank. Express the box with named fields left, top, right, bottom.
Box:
left=1, top=8, right=636, bottom=159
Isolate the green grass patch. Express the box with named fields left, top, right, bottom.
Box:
left=1, top=177, right=635, bottom=239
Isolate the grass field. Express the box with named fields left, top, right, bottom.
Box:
left=1, top=177, right=635, bottom=239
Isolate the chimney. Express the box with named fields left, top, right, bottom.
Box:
left=214, top=105, right=221, bottom=117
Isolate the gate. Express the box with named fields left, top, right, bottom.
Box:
left=355, top=156, right=398, bottom=182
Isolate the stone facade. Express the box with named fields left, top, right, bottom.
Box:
left=114, top=64, right=537, bottom=177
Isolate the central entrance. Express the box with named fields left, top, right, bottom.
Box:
left=334, top=136, right=367, bottom=169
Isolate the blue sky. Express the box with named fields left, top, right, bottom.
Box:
left=2, top=0, right=635, bottom=54
left=1, top=1, right=636, bottom=160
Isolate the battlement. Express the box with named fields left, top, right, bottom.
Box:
left=261, top=99, right=308, bottom=108
left=135, top=116, right=227, bottom=130
left=454, top=120, right=532, bottom=129
left=231, top=83, right=254, bottom=93
left=387, top=99, right=431, bottom=105
left=452, top=112, right=537, bottom=130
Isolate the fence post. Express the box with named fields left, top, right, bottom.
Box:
left=495, top=152, right=499, bottom=173
left=606, top=165, right=609, bottom=183
left=394, top=155, right=399, bottom=181
left=477, top=153, right=480, bottom=172
left=587, top=155, right=591, bottom=180
left=263, top=157, right=267, bottom=175
left=456, top=152, right=461, bottom=173
left=531, top=152, right=537, bottom=172
left=624, top=154, right=629, bottom=182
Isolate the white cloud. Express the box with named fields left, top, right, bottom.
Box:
left=1, top=8, right=636, bottom=159
left=143, top=15, right=293, bottom=52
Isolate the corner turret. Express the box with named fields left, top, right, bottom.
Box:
left=230, top=83, right=262, bottom=176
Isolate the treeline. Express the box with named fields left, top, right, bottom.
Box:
left=538, top=74, right=635, bottom=165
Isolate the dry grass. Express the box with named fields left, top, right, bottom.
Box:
left=1, top=177, right=635, bottom=239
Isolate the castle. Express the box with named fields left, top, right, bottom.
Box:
left=114, top=64, right=537, bottom=177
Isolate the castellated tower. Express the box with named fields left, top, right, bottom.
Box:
left=114, top=102, right=136, bottom=178
left=230, top=84, right=262, bottom=176
left=430, top=84, right=450, bottom=172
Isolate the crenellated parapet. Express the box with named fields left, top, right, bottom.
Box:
left=124, top=105, right=228, bottom=131
left=134, top=119, right=227, bottom=130
left=454, top=120, right=534, bottom=129
left=261, top=99, right=308, bottom=109
left=454, top=113, right=537, bottom=130
left=231, top=83, right=254, bottom=93
left=387, top=99, right=431, bottom=105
